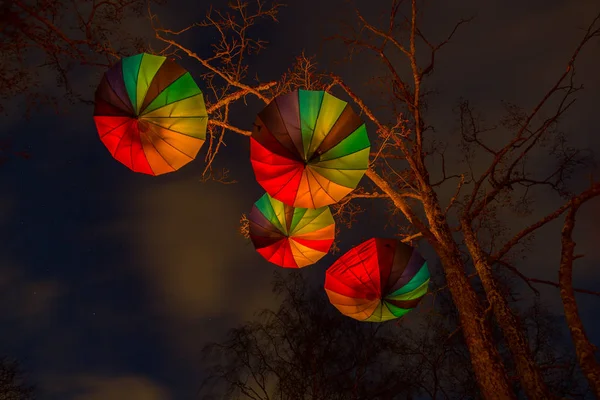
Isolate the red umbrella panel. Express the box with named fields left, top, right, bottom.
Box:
left=93, top=53, right=208, bottom=175
left=250, top=89, right=370, bottom=209
left=249, top=193, right=335, bottom=268
left=324, top=238, right=430, bottom=322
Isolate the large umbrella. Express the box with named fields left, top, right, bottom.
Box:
left=93, top=53, right=208, bottom=175
left=249, top=192, right=335, bottom=268
left=250, top=89, right=370, bottom=209
left=324, top=238, right=429, bottom=322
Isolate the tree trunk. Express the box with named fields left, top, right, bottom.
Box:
left=461, top=220, right=553, bottom=400
left=365, top=170, right=514, bottom=399
left=559, top=202, right=600, bottom=397
left=433, top=242, right=515, bottom=399
left=422, top=199, right=515, bottom=399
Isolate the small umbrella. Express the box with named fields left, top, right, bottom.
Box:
left=249, top=192, right=335, bottom=268
left=250, top=89, right=370, bottom=208
left=324, top=238, right=429, bottom=322
left=93, top=53, right=208, bottom=175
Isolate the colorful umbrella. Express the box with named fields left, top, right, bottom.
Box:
left=250, top=89, right=370, bottom=209
left=93, top=53, right=208, bottom=175
left=324, top=238, right=429, bottom=322
left=249, top=192, right=335, bottom=268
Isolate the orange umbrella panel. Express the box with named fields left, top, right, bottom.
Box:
left=93, top=53, right=208, bottom=175
left=249, top=193, right=335, bottom=268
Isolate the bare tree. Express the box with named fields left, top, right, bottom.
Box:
left=198, top=269, right=476, bottom=400
left=198, top=269, right=589, bottom=399
left=0, top=0, right=169, bottom=115
left=558, top=184, right=600, bottom=395
left=0, top=357, right=35, bottom=400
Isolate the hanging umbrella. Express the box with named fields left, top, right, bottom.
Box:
left=250, top=89, right=370, bottom=209
left=324, top=238, right=429, bottom=322
left=93, top=53, right=208, bottom=175
left=249, top=192, right=335, bottom=268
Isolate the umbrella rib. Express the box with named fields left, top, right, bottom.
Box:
left=288, top=239, right=315, bottom=264
left=252, top=203, right=286, bottom=234
left=309, top=102, right=347, bottom=159
left=383, top=301, right=398, bottom=318
left=266, top=196, right=289, bottom=235
left=328, top=292, right=374, bottom=307
left=290, top=207, right=325, bottom=235
left=134, top=54, right=144, bottom=114
left=327, top=266, right=374, bottom=300
left=260, top=198, right=286, bottom=234
left=260, top=239, right=284, bottom=263
left=312, top=145, right=370, bottom=165
left=104, top=79, right=133, bottom=114
left=152, top=131, right=195, bottom=160
left=267, top=166, right=304, bottom=200
left=273, top=99, right=301, bottom=159
left=268, top=240, right=288, bottom=266
left=310, top=164, right=367, bottom=171
left=327, top=275, right=367, bottom=298
left=311, top=168, right=355, bottom=194
left=139, top=60, right=186, bottom=113
left=310, top=168, right=360, bottom=189
left=137, top=56, right=166, bottom=114
left=386, top=278, right=429, bottom=300
left=111, top=122, right=131, bottom=159
left=306, top=167, right=337, bottom=204
left=374, top=303, right=385, bottom=321
left=129, top=124, right=135, bottom=170
left=348, top=252, right=378, bottom=295
left=291, top=224, right=334, bottom=240
left=346, top=300, right=379, bottom=316
left=102, top=68, right=134, bottom=113
left=250, top=138, right=302, bottom=164
left=97, top=118, right=130, bottom=138
left=301, top=169, right=319, bottom=208
left=140, top=131, right=176, bottom=171
left=289, top=237, right=325, bottom=263
left=336, top=252, right=377, bottom=294
left=253, top=167, right=302, bottom=188
left=143, top=119, right=204, bottom=156
left=300, top=169, right=316, bottom=209
left=305, top=94, right=325, bottom=160
left=359, top=248, right=380, bottom=298
left=288, top=208, right=307, bottom=233
left=250, top=156, right=300, bottom=167
left=143, top=118, right=207, bottom=141
left=251, top=219, right=285, bottom=236
left=141, top=115, right=207, bottom=118
left=312, top=111, right=359, bottom=158
left=338, top=251, right=369, bottom=287
left=140, top=93, right=205, bottom=116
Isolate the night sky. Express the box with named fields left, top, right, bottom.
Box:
left=1, top=0, right=600, bottom=398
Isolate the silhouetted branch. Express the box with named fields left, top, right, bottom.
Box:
left=558, top=181, right=600, bottom=396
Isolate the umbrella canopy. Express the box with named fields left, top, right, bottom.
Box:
left=324, top=238, right=429, bottom=322
left=249, top=192, right=335, bottom=268
left=250, top=89, right=370, bottom=208
left=93, top=53, right=208, bottom=175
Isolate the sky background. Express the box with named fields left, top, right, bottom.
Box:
left=1, top=0, right=600, bottom=398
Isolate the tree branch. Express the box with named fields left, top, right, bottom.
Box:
left=558, top=181, right=600, bottom=397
